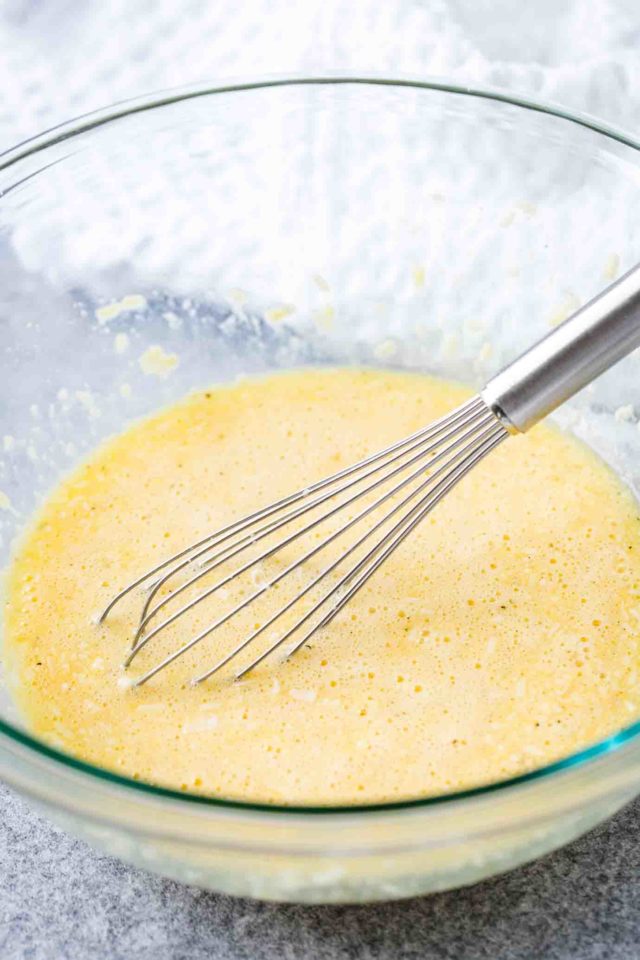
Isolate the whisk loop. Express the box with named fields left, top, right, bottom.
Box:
left=101, top=396, right=507, bottom=685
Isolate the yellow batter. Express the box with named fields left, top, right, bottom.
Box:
left=4, top=368, right=640, bottom=804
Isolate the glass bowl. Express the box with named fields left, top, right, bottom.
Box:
left=2, top=75, right=640, bottom=904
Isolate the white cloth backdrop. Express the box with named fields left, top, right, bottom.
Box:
left=0, top=0, right=639, bottom=149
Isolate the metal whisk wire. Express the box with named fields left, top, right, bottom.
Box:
left=102, top=397, right=506, bottom=685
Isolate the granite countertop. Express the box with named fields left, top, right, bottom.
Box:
left=3, top=2, right=640, bottom=958
left=2, top=783, right=640, bottom=959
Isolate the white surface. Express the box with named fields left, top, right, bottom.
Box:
left=0, top=0, right=640, bottom=149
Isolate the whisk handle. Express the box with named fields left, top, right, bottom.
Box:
left=482, top=262, right=640, bottom=433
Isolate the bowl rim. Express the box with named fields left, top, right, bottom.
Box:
left=2, top=71, right=640, bottom=817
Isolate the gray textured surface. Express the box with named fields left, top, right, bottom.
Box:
left=2, top=782, right=640, bottom=959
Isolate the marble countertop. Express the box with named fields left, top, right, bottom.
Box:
left=2, top=2, right=640, bottom=957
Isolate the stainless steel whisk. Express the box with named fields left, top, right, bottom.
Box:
left=101, top=264, right=640, bottom=686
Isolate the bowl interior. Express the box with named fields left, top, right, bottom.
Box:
left=1, top=78, right=640, bottom=804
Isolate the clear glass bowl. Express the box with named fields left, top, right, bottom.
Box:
left=2, top=75, right=640, bottom=903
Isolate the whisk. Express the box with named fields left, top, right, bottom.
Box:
left=101, top=264, right=640, bottom=686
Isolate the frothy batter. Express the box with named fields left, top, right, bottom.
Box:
left=4, top=368, right=640, bottom=804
